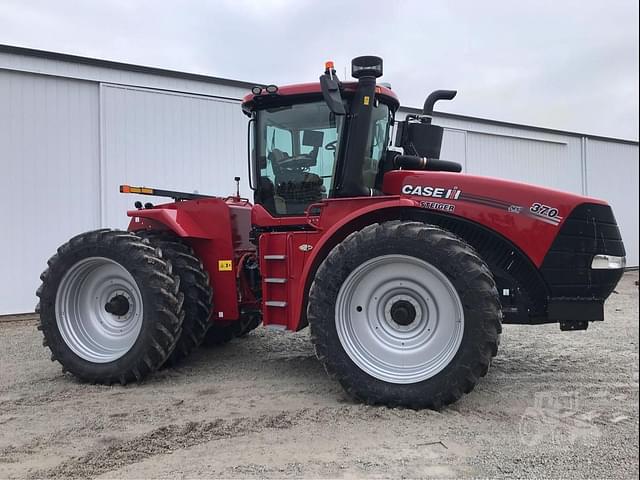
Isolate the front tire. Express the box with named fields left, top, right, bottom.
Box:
left=308, top=221, right=502, bottom=409
left=36, top=230, right=184, bottom=384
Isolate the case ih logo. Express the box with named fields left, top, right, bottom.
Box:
left=402, top=184, right=462, bottom=200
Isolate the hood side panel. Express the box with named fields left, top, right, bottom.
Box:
left=383, top=170, right=608, bottom=267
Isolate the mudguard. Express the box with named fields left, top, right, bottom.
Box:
left=125, top=197, right=255, bottom=322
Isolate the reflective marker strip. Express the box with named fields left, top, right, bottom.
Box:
left=119, top=185, right=154, bottom=195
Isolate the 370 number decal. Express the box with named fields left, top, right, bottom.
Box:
left=530, top=202, right=559, bottom=218
left=529, top=202, right=562, bottom=225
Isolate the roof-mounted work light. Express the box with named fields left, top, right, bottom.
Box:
left=351, top=56, right=383, bottom=79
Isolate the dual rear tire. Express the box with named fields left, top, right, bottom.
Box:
left=36, top=229, right=212, bottom=384
left=135, top=231, right=213, bottom=366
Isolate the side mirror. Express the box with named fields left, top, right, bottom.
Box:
left=320, top=74, right=346, bottom=115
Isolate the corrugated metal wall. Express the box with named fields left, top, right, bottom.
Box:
left=465, top=133, right=581, bottom=193
left=585, top=139, right=639, bottom=268
left=100, top=85, right=247, bottom=228
left=1, top=51, right=638, bottom=314
left=0, top=70, right=100, bottom=314
left=1, top=58, right=250, bottom=314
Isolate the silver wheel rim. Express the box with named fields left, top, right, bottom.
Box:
left=335, top=254, right=464, bottom=384
left=55, top=257, right=144, bottom=363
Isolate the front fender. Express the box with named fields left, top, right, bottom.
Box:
left=289, top=197, right=416, bottom=330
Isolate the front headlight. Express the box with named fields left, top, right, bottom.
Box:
left=591, top=254, right=626, bottom=269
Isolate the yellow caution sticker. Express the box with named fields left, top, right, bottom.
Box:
left=218, top=260, right=233, bottom=271
left=363, top=95, right=370, bottom=105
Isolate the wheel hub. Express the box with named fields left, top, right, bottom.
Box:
left=382, top=294, right=424, bottom=333
left=389, top=299, right=417, bottom=326
left=104, top=294, right=131, bottom=317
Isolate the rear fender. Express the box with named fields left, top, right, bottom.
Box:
left=127, top=207, right=209, bottom=237
left=127, top=198, right=254, bottom=322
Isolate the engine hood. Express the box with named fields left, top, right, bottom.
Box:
left=382, top=170, right=609, bottom=266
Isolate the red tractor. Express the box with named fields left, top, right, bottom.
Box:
left=37, top=57, right=626, bottom=408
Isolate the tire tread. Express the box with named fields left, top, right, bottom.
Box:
left=135, top=230, right=213, bottom=366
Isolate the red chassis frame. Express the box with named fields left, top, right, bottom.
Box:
left=126, top=170, right=607, bottom=331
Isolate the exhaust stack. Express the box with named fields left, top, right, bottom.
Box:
left=395, top=89, right=458, bottom=160
left=422, top=90, right=457, bottom=120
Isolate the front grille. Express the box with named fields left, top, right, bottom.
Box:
left=540, top=203, right=625, bottom=299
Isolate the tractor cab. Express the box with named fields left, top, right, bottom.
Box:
left=243, top=57, right=399, bottom=216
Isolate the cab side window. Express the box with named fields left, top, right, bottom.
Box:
left=257, top=101, right=344, bottom=216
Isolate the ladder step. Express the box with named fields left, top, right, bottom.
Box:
left=265, top=324, right=287, bottom=331
left=265, top=301, right=287, bottom=307
left=264, top=255, right=286, bottom=260
left=265, top=277, right=287, bottom=284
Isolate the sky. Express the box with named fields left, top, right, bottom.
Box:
left=1, top=0, right=638, bottom=140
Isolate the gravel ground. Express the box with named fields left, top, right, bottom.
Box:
left=0, top=272, right=637, bottom=479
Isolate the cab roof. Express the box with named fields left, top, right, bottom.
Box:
left=241, top=81, right=400, bottom=116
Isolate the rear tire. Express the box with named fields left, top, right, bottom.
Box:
left=236, top=312, right=262, bottom=338
left=36, top=229, right=184, bottom=384
left=308, top=221, right=502, bottom=409
left=135, top=230, right=213, bottom=366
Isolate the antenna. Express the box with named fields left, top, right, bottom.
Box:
left=234, top=176, right=241, bottom=199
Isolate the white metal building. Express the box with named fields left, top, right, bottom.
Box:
left=1, top=45, right=638, bottom=315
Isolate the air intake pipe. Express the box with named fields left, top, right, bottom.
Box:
left=337, top=56, right=383, bottom=197
left=394, top=154, right=462, bottom=173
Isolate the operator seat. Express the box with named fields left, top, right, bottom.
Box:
left=270, top=149, right=325, bottom=215
left=259, top=176, right=287, bottom=215
left=258, top=176, right=276, bottom=213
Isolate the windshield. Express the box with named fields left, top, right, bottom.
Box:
left=252, top=97, right=393, bottom=216
left=255, top=101, right=345, bottom=215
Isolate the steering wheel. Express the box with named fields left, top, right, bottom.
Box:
left=325, top=140, right=338, bottom=151
left=276, top=154, right=311, bottom=168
